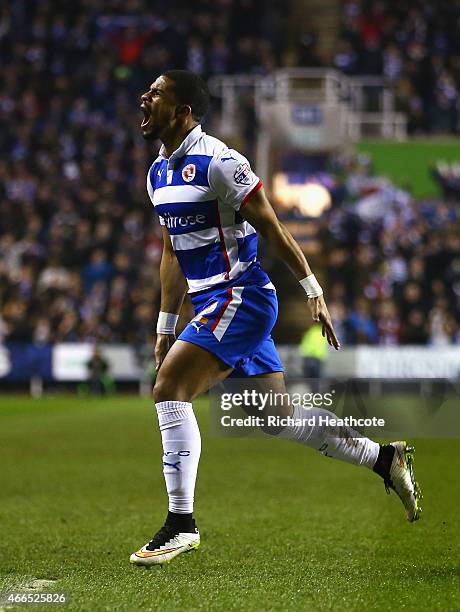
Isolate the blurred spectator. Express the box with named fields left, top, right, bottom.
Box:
left=429, top=298, right=456, bottom=346
left=432, top=161, right=460, bottom=201
left=401, top=309, right=428, bottom=345
left=347, top=297, right=378, bottom=344
left=82, top=250, right=114, bottom=293
left=38, top=256, right=71, bottom=291
left=3, top=301, right=32, bottom=343
left=376, top=300, right=401, bottom=346
left=299, top=324, right=328, bottom=380
left=80, top=343, right=114, bottom=396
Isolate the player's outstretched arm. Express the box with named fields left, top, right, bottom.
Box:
left=156, top=226, right=188, bottom=369
left=241, top=187, right=340, bottom=350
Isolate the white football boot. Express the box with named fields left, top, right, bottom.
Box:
left=385, top=441, right=422, bottom=522
left=130, top=522, right=200, bottom=566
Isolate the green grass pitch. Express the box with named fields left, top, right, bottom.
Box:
left=357, top=139, right=460, bottom=198
left=0, top=396, right=459, bottom=611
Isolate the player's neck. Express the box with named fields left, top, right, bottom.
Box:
left=162, top=123, right=199, bottom=158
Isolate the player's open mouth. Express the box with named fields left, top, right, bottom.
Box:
left=140, top=103, right=151, bottom=128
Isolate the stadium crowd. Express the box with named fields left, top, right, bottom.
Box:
left=0, top=0, right=288, bottom=349
left=337, top=0, right=460, bottom=134
left=321, top=154, right=460, bottom=346
left=0, top=0, right=459, bottom=349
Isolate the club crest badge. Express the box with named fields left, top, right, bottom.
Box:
left=182, top=163, right=196, bottom=182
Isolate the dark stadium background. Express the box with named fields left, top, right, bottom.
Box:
left=0, top=0, right=458, bottom=361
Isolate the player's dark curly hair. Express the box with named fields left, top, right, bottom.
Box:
left=163, top=69, right=210, bottom=121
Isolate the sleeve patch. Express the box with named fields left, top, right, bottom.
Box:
left=209, top=148, right=260, bottom=211
left=234, top=162, right=252, bottom=185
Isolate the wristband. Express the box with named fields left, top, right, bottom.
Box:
left=299, top=274, right=323, bottom=298
left=156, top=311, right=179, bottom=335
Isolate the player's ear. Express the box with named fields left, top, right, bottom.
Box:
left=175, top=104, right=192, bottom=119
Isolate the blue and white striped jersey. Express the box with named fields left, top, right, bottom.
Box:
left=147, top=125, right=270, bottom=294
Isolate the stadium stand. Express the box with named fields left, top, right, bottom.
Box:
left=336, top=0, right=460, bottom=134
left=0, top=0, right=459, bottom=351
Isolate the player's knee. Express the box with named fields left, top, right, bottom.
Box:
left=152, top=374, right=190, bottom=404
left=152, top=377, right=175, bottom=403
